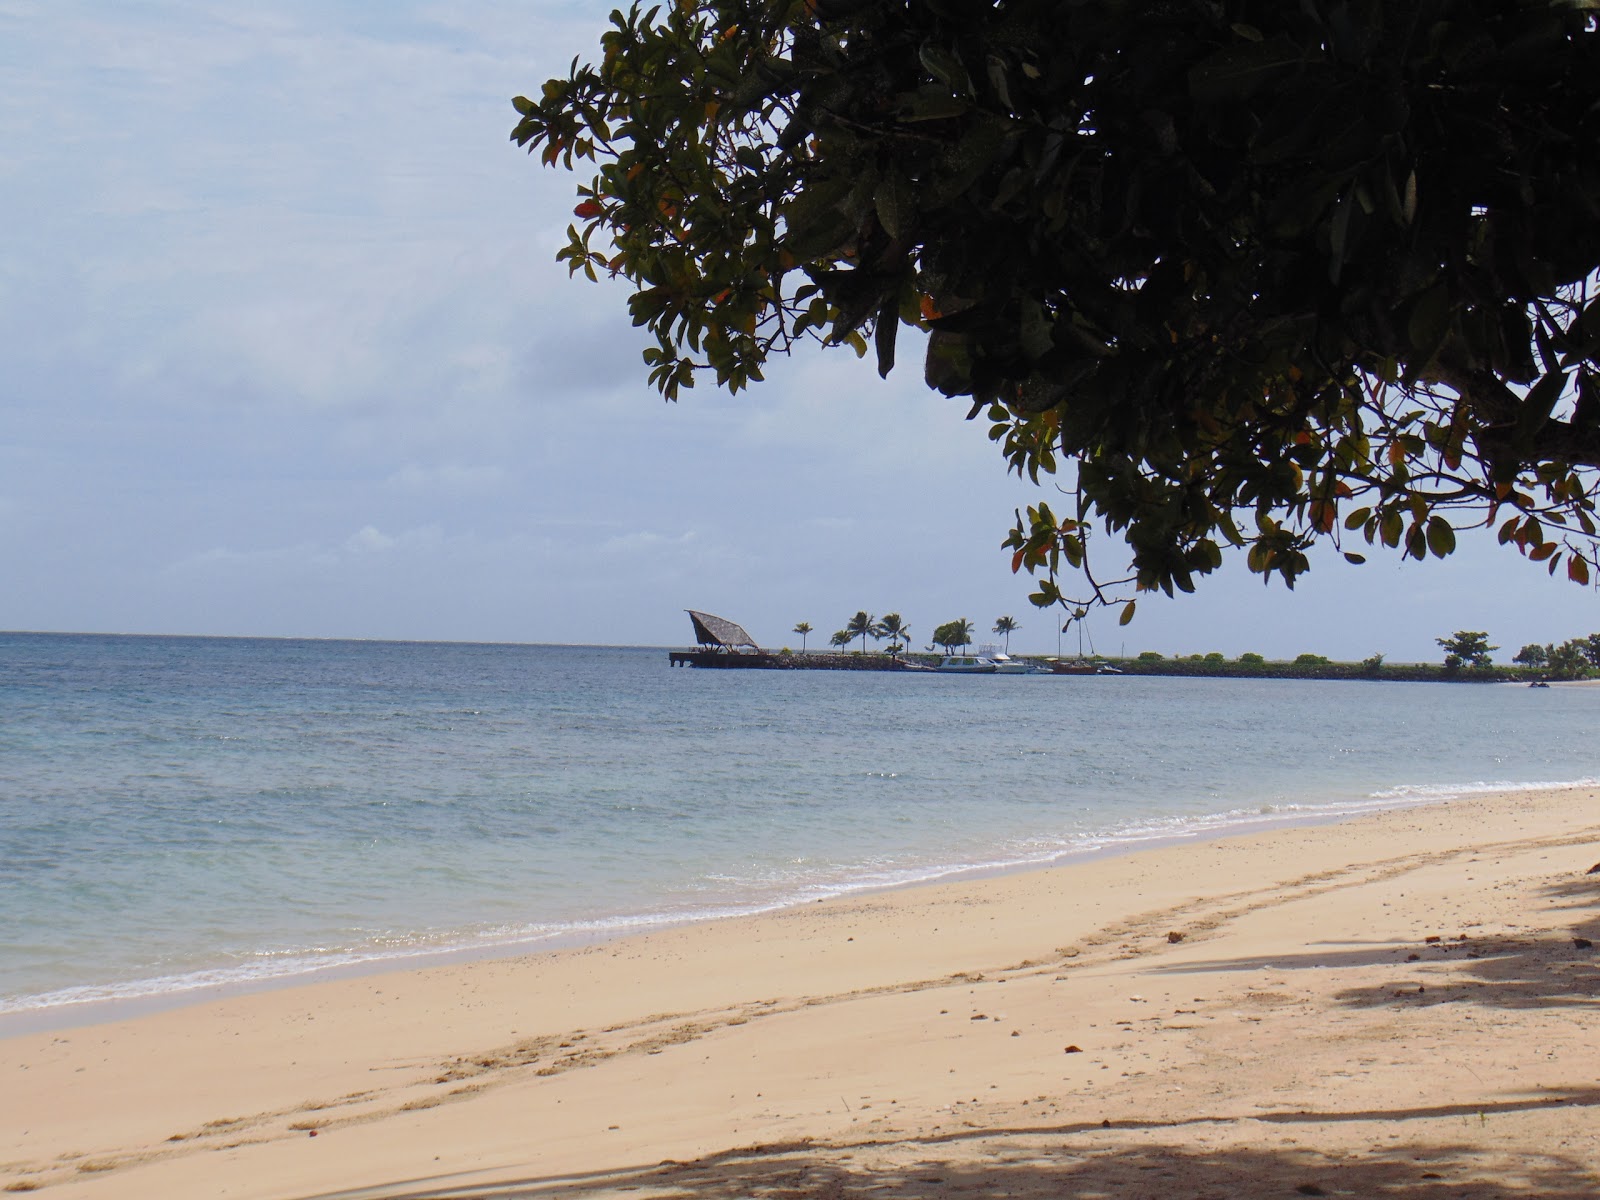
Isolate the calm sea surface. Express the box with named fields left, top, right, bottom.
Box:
left=1, top=632, right=1594, bottom=1018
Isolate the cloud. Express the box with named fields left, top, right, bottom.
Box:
left=4, top=2, right=1596, bottom=657
left=385, top=463, right=508, bottom=494
left=343, top=523, right=444, bottom=554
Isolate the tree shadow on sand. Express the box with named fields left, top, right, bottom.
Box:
left=1328, top=874, right=1600, bottom=1012
left=298, top=1102, right=1600, bottom=1200
left=1150, top=875, right=1600, bottom=1012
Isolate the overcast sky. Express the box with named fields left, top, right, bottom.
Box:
left=2, top=1, right=1596, bottom=661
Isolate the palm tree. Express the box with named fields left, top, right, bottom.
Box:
left=878, top=613, right=909, bottom=657
left=793, top=621, right=813, bottom=653
left=956, top=618, right=975, bottom=653
left=993, top=616, right=1019, bottom=654
left=829, top=628, right=854, bottom=651
left=844, top=610, right=880, bottom=654
left=935, top=617, right=974, bottom=655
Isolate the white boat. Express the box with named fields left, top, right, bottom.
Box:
left=988, top=653, right=1033, bottom=674
left=934, top=655, right=997, bottom=673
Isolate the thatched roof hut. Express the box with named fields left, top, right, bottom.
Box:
left=686, top=610, right=758, bottom=651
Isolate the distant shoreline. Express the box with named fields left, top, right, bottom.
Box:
left=674, top=646, right=1542, bottom=683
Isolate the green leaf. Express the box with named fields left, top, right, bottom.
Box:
left=984, top=54, right=1016, bottom=111
left=1405, top=523, right=1428, bottom=560
left=1188, top=36, right=1303, bottom=103
left=1019, top=299, right=1053, bottom=361
left=1406, top=286, right=1451, bottom=359
left=874, top=301, right=898, bottom=379
left=874, top=169, right=916, bottom=240
left=1425, top=516, right=1457, bottom=558
left=918, top=42, right=973, bottom=96
left=1118, top=600, right=1137, bottom=626
left=898, top=85, right=969, bottom=123
left=1380, top=509, right=1404, bottom=548
left=1513, top=369, right=1566, bottom=451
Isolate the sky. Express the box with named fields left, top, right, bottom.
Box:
left=2, top=2, right=1597, bottom=662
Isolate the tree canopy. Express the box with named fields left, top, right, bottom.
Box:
left=1435, top=628, right=1495, bottom=667
left=931, top=617, right=975, bottom=653
left=514, top=0, right=1600, bottom=619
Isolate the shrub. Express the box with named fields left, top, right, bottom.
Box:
left=1294, top=653, right=1331, bottom=666
left=1137, top=651, right=1164, bottom=662
left=1238, top=652, right=1265, bottom=665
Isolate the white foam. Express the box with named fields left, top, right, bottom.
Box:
left=6, top=776, right=1595, bottom=1020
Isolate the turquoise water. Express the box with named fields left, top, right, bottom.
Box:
left=1, top=632, right=1594, bottom=1016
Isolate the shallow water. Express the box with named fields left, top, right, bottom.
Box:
left=1, top=632, right=1593, bottom=1014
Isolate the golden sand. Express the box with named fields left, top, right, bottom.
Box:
left=4, top=786, right=1598, bottom=1199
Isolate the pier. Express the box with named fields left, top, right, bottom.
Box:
left=671, top=610, right=916, bottom=670
left=670, top=649, right=911, bottom=670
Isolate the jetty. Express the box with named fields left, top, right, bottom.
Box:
left=669, top=610, right=910, bottom=671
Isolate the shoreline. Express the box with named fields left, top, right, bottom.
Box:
left=4, top=784, right=1598, bottom=1199
left=6, top=778, right=1594, bottom=1037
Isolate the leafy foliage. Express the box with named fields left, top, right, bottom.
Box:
left=1512, top=642, right=1548, bottom=667
left=515, top=0, right=1600, bottom=614
left=878, top=612, right=910, bottom=655
left=931, top=617, right=974, bottom=653
left=844, top=609, right=882, bottom=652
left=1436, top=629, right=1496, bottom=667
left=1545, top=637, right=1592, bottom=677
left=792, top=620, right=812, bottom=652
left=992, top=614, right=1019, bottom=652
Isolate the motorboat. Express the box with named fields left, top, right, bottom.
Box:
left=988, top=653, right=1034, bottom=674
left=934, top=655, right=997, bottom=673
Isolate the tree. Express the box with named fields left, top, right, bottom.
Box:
left=844, top=610, right=881, bottom=653
left=792, top=621, right=813, bottom=653
left=878, top=612, right=909, bottom=656
left=829, top=628, right=854, bottom=652
left=932, top=618, right=974, bottom=655
left=1547, top=638, right=1592, bottom=679
left=1436, top=630, right=1496, bottom=668
left=1513, top=643, right=1549, bottom=668
left=516, top=1, right=1600, bottom=621
left=1585, top=633, right=1600, bottom=669
left=992, top=615, right=1019, bottom=654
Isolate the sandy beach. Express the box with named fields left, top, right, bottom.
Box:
left=4, top=786, right=1598, bottom=1199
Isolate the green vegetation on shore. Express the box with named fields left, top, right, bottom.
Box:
left=775, top=622, right=1600, bottom=683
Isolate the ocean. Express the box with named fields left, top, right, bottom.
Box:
left=1, top=631, right=1594, bottom=1022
